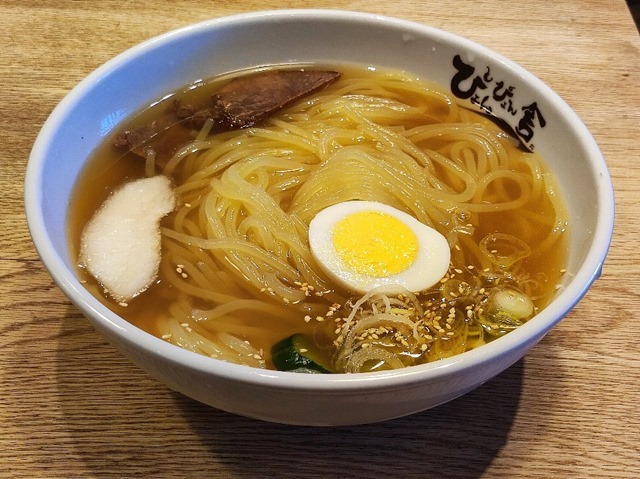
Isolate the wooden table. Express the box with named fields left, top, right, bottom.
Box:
left=1, top=1, right=638, bottom=477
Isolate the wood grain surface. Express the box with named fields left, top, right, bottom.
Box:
left=1, top=1, right=639, bottom=477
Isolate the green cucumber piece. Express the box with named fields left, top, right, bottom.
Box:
left=271, top=334, right=331, bottom=373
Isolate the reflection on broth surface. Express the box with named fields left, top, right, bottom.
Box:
left=70, top=64, right=568, bottom=373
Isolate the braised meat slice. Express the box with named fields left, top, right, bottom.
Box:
left=212, top=69, right=341, bottom=129
left=113, top=69, right=341, bottom=162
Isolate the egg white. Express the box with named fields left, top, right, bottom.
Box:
left=308, top=201, right=451, bottom=294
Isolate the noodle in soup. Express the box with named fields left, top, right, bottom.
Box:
left=70, top=65, right=568, bottom=373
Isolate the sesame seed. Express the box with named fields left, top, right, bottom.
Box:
left=181, top=272, right=188, bottom=278
left=304, top=315, right=312, bottom=322
left=161, top=333, right=172, bottom=340
left=184, top=203, right=191, bottom=208
left=299, top=348, right=308, bottom=353
left=118, top=302, right=128, bottom=307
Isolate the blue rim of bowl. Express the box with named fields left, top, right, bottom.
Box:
left=25, top=9, right=615, bottom=392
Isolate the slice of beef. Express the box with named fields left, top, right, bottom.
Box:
left=113, top=112, right=194, bottom=165
left=113, top=69, right=341, bottom=162
left=212, top=69, right=341, bottom=129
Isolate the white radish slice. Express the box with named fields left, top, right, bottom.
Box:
left=79, top=175, right=176, bottom=303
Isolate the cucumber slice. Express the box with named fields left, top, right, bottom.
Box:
left=271, top=334, right=332, bottom=373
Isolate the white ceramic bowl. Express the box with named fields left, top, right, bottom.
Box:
left=25, top=10, right=614, bottom=425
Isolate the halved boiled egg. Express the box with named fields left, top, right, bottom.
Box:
left=308, top=201, right=451, bottom=294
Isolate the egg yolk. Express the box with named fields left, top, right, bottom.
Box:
left=332, top=211, right=419, bottom=277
